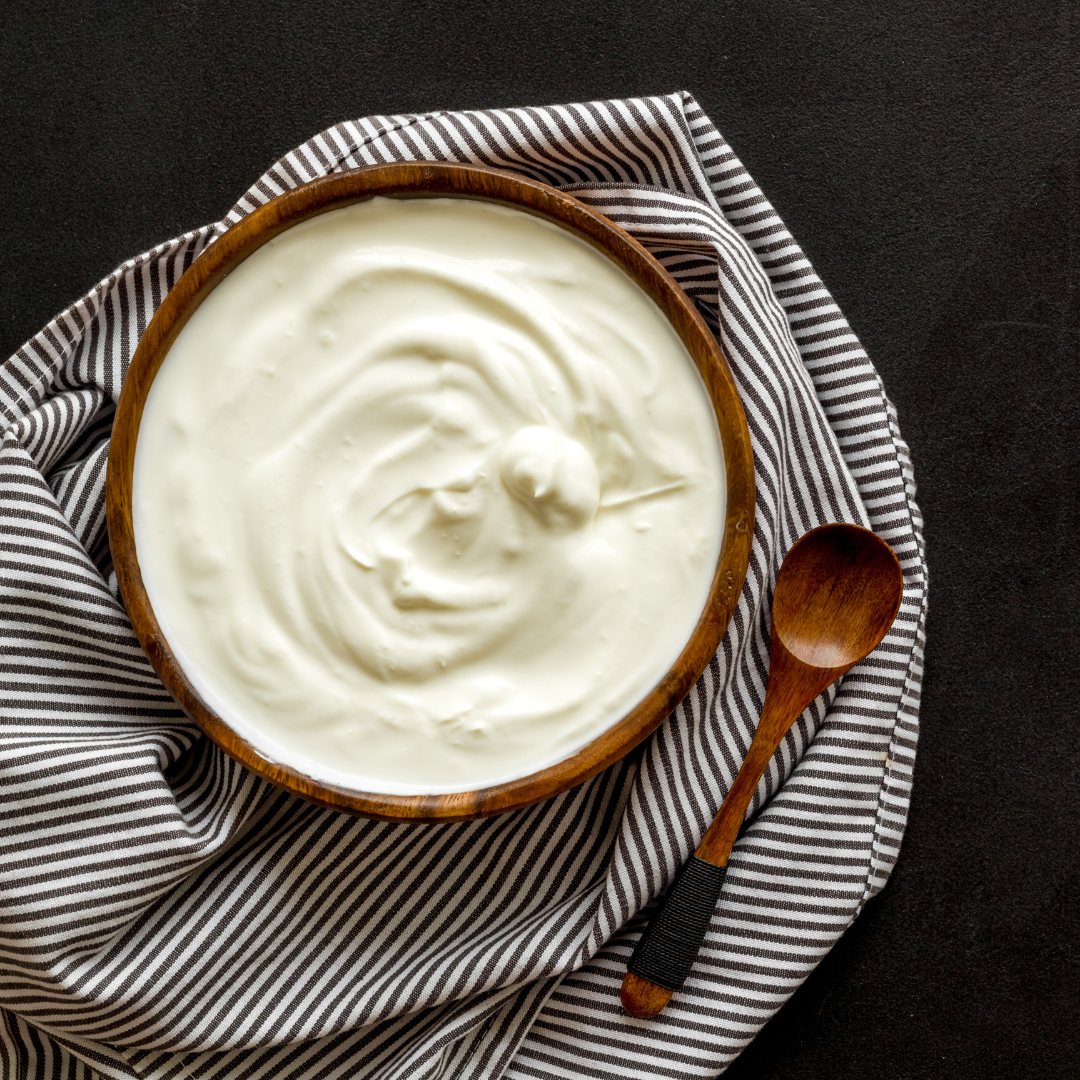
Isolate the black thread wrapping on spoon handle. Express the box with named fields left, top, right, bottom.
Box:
left=626, top=857, right=727, bottom=992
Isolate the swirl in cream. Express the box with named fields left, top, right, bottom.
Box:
left=134, top=197, right=724, bottom=792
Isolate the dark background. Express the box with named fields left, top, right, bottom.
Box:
left=2, top=2, right=1077, bottom=1076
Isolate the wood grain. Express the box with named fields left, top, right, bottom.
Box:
left=620, top=973, right=673, bottom=1019
left=106, top=161, right=756, bottom=822
left=620, top=523, right=904, bottom=1017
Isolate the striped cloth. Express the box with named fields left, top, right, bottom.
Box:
left=0, top=92, right=927, bottom=1079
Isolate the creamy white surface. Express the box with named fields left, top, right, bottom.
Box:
left=134, top=197, right=725, bottom=793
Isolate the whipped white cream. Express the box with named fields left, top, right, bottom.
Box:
left=134, top=196, right=725, bottom=793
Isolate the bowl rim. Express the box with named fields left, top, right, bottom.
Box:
left=106, top=161, right=755, bottom=822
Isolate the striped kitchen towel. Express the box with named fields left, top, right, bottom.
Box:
left=0, top=91, right=927, bottom=1080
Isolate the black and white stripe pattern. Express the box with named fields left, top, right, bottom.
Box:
left=0, top=92, right=926, bottom=1079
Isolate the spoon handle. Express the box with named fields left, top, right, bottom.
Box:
left=620, top=640, right=845, bottom=1019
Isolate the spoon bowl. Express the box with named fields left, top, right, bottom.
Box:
left=773, top=523, right=905, bottom=669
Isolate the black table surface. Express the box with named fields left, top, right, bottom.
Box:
left=3, top=2, right=1077, bottom=1077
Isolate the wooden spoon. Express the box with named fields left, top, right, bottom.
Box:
left=620, top=522, right=904, bottom=1019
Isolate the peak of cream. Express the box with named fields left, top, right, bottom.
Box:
left=134, top=197, right=725, bottom=794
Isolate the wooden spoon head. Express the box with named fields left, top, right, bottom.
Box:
left=772, top=524, right=904, bottom=670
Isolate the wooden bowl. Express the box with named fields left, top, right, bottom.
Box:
left=106, top=162, right=755, bottom=822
